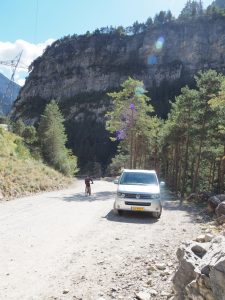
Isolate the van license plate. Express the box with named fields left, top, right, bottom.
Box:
left=132, top=207, right=144, bottom=211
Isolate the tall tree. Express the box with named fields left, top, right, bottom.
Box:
left=179, top=0, right=204, bottom=19
left=38, top=100, right=78, bottom=176
left=106, top=78, right=156, bottom=169
left=191, top=70, right=222, bottom=191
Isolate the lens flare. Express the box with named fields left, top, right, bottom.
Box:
left=147, top=55, right=157, bottom=65
left=155, top=36, right=165, bottom=51
left=135, top=86, right=145, bottom=95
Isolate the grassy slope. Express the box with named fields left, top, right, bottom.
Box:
left=0, top=128, right=72, bottom=200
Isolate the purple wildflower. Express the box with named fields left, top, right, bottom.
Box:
left=130, top=103, right=135, bottom=110
left=116, top=129, right=126, bottom=140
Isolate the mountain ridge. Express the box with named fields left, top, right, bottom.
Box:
left=10, top=14, right=225, bottom=171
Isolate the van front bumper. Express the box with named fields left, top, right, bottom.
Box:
left=114, top=198, right=162, bottom=213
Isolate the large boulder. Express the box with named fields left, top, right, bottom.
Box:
left=207, top=196, right=221, bottom=213
left=216, top=201, right=225, bottom=217
left=216, top=194, right=225, bottom=202
left=173, top=235, right=225, bottom=300
left=172, top=241, right=209, bottom=298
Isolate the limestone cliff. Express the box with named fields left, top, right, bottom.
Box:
left=10, top=15, right=225, bottom=171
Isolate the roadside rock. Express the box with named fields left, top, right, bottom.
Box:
left=216, top=215, right=225, bottom=225
left=207, top=196, right=221, bottom=213
left=173, top=241, right=201, bottom=298
left=135, top=291, right=151, bottom=300
left=217, top=194, right=225, bottom=202
left=173, top=235, right=225, bottom=300
left=216, top=201, right=225, bottom=217
left=155, top=263, right=167, bottom=270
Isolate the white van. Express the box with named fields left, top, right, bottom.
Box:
left=114, top=169, right=162, bottom=218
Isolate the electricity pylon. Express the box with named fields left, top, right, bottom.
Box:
left=0, top=51, right=26, bottom=115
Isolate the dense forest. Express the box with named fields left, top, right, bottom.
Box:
left=106, top=71, right=225, bottom=195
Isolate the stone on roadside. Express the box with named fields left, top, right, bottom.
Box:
left=135, top=291, right=151, bottom=300
left=216, top=215, right=225, bottom=225
left=173, top=235, right=225, bottom=300
left=204, top=233, right=214, bottom=242
left=216, top=201, right=225, bottom=217
left=195, top=234, right=206, bottom=243
left=207, top=196, right=221, bottom=213
left=161, top=291, right=171, bottom=297
left=155, top=263, right=167, bottom=270
left=146, top=279, right=152, bottom=286
left=149, top=289, right=158, bottom=296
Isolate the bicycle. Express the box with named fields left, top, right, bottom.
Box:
left=85, top=185, right=91, bottom=196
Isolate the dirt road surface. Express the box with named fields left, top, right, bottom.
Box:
left=0, top=180, right=202, bottom=300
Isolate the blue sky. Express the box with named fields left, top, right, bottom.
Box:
left=0, top=0, right=213, bottom=85
left=1, top=0, right=213, bottom=43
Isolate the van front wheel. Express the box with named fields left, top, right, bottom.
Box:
left=114, top=208, right=123, bottom=216
left=152, top=207, right=162, bottom=219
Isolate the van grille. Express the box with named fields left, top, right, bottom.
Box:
left=125, top=202, right=151, bottom=206
left=124, top=193, right=152, bottom=199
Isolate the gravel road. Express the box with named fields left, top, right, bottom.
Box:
left=0, top=180, right=202, bottom=300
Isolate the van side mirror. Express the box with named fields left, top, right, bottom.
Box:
left=114, top=179, right=119, bottom=184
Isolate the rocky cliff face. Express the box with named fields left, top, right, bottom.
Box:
left=11, top=15, right=225, bottom=172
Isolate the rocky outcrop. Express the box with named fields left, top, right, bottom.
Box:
left=173, top=234, right=225, bottom=300
left=10, top=15, right=225, bottom=171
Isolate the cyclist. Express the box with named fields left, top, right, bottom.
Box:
left=85, top=176, right=93, bottom=196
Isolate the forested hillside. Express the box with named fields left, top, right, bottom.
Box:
left=10, top=1, right=225, bottom=181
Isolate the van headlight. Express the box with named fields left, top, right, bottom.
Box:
left=117, top=192, right=125, bottom=198
left=152, top=194, right=160, bottom=199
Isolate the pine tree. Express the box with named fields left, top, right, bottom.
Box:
left=38, top=100, right=78, bottom=176
left=13, top=118, right=26, bottom=136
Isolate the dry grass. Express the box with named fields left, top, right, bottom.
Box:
left=0, top=129, right=73, bottom=200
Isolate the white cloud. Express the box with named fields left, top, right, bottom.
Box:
left=0, top=39, right=55, bottom=86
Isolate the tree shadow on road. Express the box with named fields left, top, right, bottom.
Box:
left=104, top=209, right=159, bottom=224
left=61, top=191, right=115, bottom=202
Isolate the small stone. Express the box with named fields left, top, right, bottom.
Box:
left=161, top=291, right=170, bottom=296
left=62, top=290, right=69, bottom=294
left=204, top=233, right=214, bottom=242
left=195, top=234, right=206, bottom=243
left=149, top=289, right=158, bottom=296
left=162, top=269, right=171, bottom=276
left=147, top=279, right=152, bottom=286
left=135, top=291, right=151, bottom=300
left=155, top=263, right=167, bottom=270
left=148, top=265, right=157, bottom=272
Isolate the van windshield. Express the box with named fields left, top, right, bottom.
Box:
left=119, top=172, right=158, bottom=185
